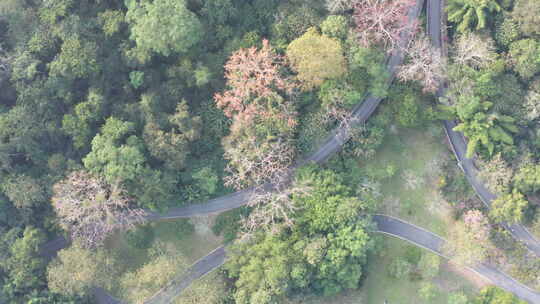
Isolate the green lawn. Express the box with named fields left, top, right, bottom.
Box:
left=289, top=237, right=480, bottom=304
left=368, top=125, right=452, bottom=236
left=316, top=124, right=480, bottom=304
left=360, top=237, right=479, bottom=304
left=104, top=216, right=223, bottom=299
left=104, top=124, right=483, bottom=304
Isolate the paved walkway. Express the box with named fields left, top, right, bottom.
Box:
left=134, top=215, right=540, bottom=304
left=426, top=0, right=540, bottom=257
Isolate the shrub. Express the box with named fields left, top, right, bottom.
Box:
left=125, top=224, right=155, bottom=249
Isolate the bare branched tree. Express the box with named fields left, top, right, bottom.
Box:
left=239, top=184, right=310, bottom=238
left=223, top=137, right=295, bottom=191
left=353, top=0, right=418, bottom=52
left=325, top=0, right=359, bottom=14
left=453, top=33, right=497, bottom=69
left=52, top=171, right=146, bottom=248
left=398, top=33, right=445, bottom=93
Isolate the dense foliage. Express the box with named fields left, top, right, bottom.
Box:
left=0, top=0, right=538, bottom=302
left=224, top=166, right=376, bottom=303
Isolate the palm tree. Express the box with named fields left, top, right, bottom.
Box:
left=454, top=97, right=517, bottom=157
left=448, top=0, right=501, bottom=32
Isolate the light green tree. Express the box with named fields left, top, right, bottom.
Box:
left=3, top=227, right=46, bottom=292
left=48, top=35, right=99, bottom=79
left=453, top=96, right=517, bottom=158
left=448, top=291, right=468, bottom=304
left=47, top=244, right=118, bottom=296
left=418, top=252, right=441, bottom=279
left=490, top=190, right=529, bottom=223
left=508, top=39, right=540, bottom=79
left=448, top=0, right=501, bottom=32
left=125, top=0, right=203, bottom=61
left=512, top=0, right=540, bottom=37
left=83, top=117, right=146, bottom=184
left=287, top=27, right=347, bottom=90
left=419, top=282, right=438, bottom=301
left=514, top=163, right=540, bottom=193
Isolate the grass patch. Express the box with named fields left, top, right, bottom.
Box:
left=369, top=125, right=452, bottom=236
left=104, top=216, right=223, bottom=299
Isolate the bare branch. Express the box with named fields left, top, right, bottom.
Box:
left=398, top=33, right=446, bottom=93
left=52, top=171, right=146, bottom=248
left=353, top=0, right=418, bottom=52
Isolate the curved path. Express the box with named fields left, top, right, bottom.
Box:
left=373, top=215, right=540, bottom=304
left=144, top=0, right=423, bottom=222
left=426, top=0, right=540, bottom=256
left=40, top=0, right=425, bottom=257
left=139, top=215, right=540, bottom=304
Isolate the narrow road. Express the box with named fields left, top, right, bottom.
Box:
left=147, top=0, right=423, bottom=220
left=143, top=246, right=226, bottom=304
left=426, top=0, right=540, bottom=256
left=373, top=215, right=540, bottom=304
left=137, top=215, right=540, bottom=304
left=40, top=0, right=426, bottom=258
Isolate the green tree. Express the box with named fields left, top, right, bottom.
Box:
left=1, top=174, right=46, bottom=209
left=508, top=39, right=540, bottom=79
left=3, top=227, right=46, bottom=292
left=143, top=100, right=201, bottom=170
left=287, top=27, right=347, bottom=90
left=225, top=167, right=375, bottom=302
left=226, top=234, right=305, bottom=304
left=490, top=190, right=529, bottom=223
left=453, top=96, right=517, bottom=158
left=62, top=88, right=105, bottom=149
left=83, top=117, right=146, bottom=184
left=38, top=0, right=73, bottom=25
left=512, top=0, right=540, bottom=38
left=448, top=291, right=469, bottom=304
left=48, top=36, right=100, bottom=79
left=513, top=163, right=540, bottom=193
left=125, top=0, right=203, bottom=61
left=47, top=244, right=118, bottom=296
left=448, top=0, right=501, bottom=32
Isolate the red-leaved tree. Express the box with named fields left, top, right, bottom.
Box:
left=216, top=40, right=298, bottom=190
left=214, top=40, right=296, bottom=118
left=353, top=0, right=418, bottom=52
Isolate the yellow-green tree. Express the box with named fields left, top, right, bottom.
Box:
left=286, top=27, right=346, bottom=90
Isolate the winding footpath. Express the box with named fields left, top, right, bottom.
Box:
left=426, top=0, right=540, bottom=256
left=38, top=1, right=540, bottom=303
left=373, top=215, right=540, bottom=304
left=141, top=215, right=540, bottom=304
left=40, top=0, right=424, bottom=255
